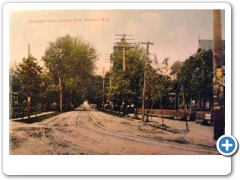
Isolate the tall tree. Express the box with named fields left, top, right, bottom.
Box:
left=195, top=49, right=213, bottom=109
left=169, top=50, right=213, bottom=131
left=86, top=75, right=104, bottom=109
left=178, top=50, right=213, bottom=110
left=170, top=60, right=183, bottom=79
left=40, top=70, right=59, bottom=111
left=146, top=57, right=172, bottom=123
left=42, top=35, right=98, bottom=111
left=11, top=55, right=43, bottom=106
left=108, top=43, right=145, bottom=116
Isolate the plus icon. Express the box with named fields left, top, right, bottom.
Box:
left=222, top=139, right=233, bottom=151
left=217, top=135, right=238, bottom=156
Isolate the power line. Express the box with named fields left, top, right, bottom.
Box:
left=114, top=34, right=134, bottom=71
left=115, top=34, right=133, bottom=36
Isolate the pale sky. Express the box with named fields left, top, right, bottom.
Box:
left=9, top=9, right=225, bottom=74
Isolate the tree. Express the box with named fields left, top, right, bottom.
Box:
left=42, top=35, right=99, bottom=111
left=146, top=57, right=172, bottom=123
left=170, top=50, right=213, bottom=111
left=10, top=66, right=21, bottom=107
left=109, top=42, right=175, bottom=120
left=170, top=60, right=183, bottom=79
left=161, top=57, right=169, bottom=75
left=169, top=50, right=213, bottom=131
left=86, top=74, right=106, bottom=110
left=170, top=60, right=183, bottom=110
left=12, top=55, right=43, bottom=107
left=40, top=70, right=59, bottom=111
left=108, top=43, right=145, bottom=116
left=193, top=50, right=213, bottom=110
left=177, top=50, right=213, bottom=110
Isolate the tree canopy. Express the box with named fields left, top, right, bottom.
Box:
left=10, top=34, right=214, bottom=114
left=107, top=43, right=145, bottom=109
left=10, top=55, right=43, bottom=106
left=42, top=34, right=99, bottom=110
left=172, top=49, right=213, bottom=110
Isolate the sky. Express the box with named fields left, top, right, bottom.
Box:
left=9, top=9, right=225, bottom=74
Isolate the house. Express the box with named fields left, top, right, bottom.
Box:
left=197, top=39, right=225, bottom=67
left=196, top=39, right=225, bottom=110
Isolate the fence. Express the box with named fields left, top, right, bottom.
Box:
left=10, top=106, right=43, bottom=119
left=137, top=108, right=210, bottom=121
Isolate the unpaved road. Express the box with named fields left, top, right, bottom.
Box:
left=10, top=105, right=219, bottom=155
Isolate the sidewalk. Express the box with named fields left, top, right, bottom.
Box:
left=10, top=111, right=56, bottom=121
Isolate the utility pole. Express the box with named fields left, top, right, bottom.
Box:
left=27, top=96, right=31, bottom=120
left=109, top=54, right=114, bottom=88
left=59, top=77, right=63, bottom=112
left=213, top=10, right=224, bottom=140
left=114, top=34, right=134, bottom=70
left=123, top=39, right=126, bottom=71
left=105, top=54, right=115, bottom=89
left=28, top=44, right=31, bottom=58
left=27, top=44, right=31, bottom=119
left=109, top=62, right=112, bottom=89
left=141, top=41, right=154, bottom=122
left=105, top=54, right=115, bottom=113
left=114, top=34, right=134, bottom=116
left=102, top=68, right=105, bottom=108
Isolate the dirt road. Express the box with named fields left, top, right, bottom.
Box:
left=10, top=105, right=219, bottom=155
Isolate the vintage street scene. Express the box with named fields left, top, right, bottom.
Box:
left=9, top=9, right=225, bottom=155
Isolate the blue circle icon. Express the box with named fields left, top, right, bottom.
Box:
left=217, top=135, right=238, bottom=156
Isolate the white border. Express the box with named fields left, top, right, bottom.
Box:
left=3, top=2, right=232, bottom=175
left=2, top=2, right=232, bottom=10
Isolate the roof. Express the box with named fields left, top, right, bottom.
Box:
left=197, top=39, right=225, bottom=65
left=198, top=40, right=225, bottom=52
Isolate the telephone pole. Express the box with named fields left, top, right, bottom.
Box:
left=27, top=96, right=31, bottom=120
left=105, top=54, right=115, bottom=89
left=114, top=34, right=134, bottom=70
left=213, top=10, right=224, bottom=140
left=114, top=34, right=134, bottom=116
left=102, top=67, right=105, bottom=106
left=27, top=44, right=31, bottom=119
left=141, top=41, right=154, bottom=122
left=109, top=56, right=112, bottom=88
left=28, top=44, right=31, bottom=58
